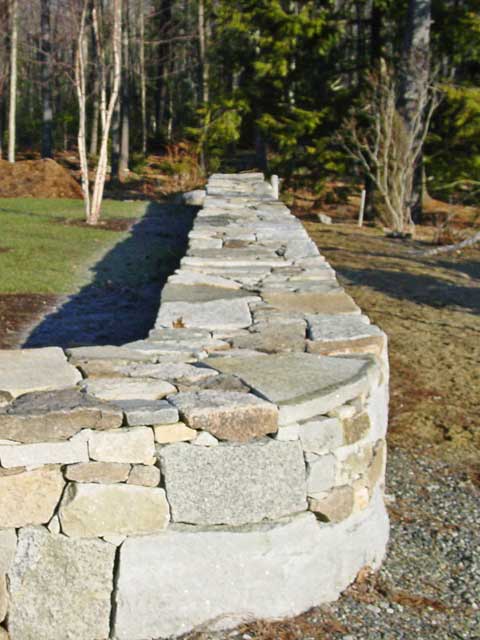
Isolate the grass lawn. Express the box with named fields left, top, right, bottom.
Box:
left=0, top=198, right=151, bottom=294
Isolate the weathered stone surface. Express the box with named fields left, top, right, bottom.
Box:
left=263, top=291, right=360, bottom=315
left=154, top=422, right=197, bottom=444
left=177, top=372, right=250, bottom=393
left=230, top=321, right=306, bottom=353
left=343, top=411, right=371, bottom=444
left=0, top=389, right=123, bottom=444
left=59, top=482, right=170, bottom=537
left=168, top=390, right=278, bottom=442
left=118, top=399, right=179, bottom=426
left=0, top=467, right=64, bottom=528
left=83, top=377, right=176, bottom=402
left=307, top=314, right=385, bottom=355
left=67, top=345, right=156, bottom=362
left=0, top=576, right=7, bottom=623
left=306, top=453, right=337, bottom=494
left=0, top=348, right=81, bottom=398
left=89, top=427, right=155, bottom=464
left=365, top=440, right=386, bottom=493
left=0, top=529, right=16, bottom=622
left=7, top=527, right=115, bottom=640
left=192, top=431, right=219, bottom=446
left=127, top=464, right=161, bottom=487
left=335, top=443, right=374, bottom=485
left=65, top=461, right=131, bottom=483
left=120, top=362, right=218, bottom=383
left=299, top=417, right=343, bottom=453
left=114, top=493, right=389, bottom=640
left=308, top=485, right=355, bottom=522
left=160, top=440, right=306, bottom=526
left=0, top=431, right=89, bottom=468
left=0, top=392, right=12, bottom=408
left=156, top=298, right=252, bottom=331
left=207, top=353, right=376, bottom=425
left=161, top=283, right=255, bottom=303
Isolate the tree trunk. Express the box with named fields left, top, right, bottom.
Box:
left=398, top=0, right=432, bottom=224
left=40, top=0, right=53, bottom=158
left=119, top=0, right=129, bottom=181
left=198, top=0, right=209, bottom=170
left=139, top=0, right=147, bottom=155
left=89, top=77, right=100, bottom=157
left=75, top=0, right=91, bottom=220
left=8, top=0, right=17, bottom=163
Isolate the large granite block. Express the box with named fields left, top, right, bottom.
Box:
left=160, top=439, right=306, bottom=526
left=8, top=527, right=115, bottom=640
left=156, top=298, right=252, bottom=331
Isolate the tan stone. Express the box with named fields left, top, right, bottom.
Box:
left=0, top=575, right=7, bottom=622
left=153, top=422, right=197, bottom=444
left=306, top=334, right=385, bottom=357
left=127, top=464, right=161, bottom=487
left=0, top=467, right=64, bottom=528
left=308, top=485, right=354, bottom=522
left=0, top=466, right=25, bottom=477
left=365, top=440, right=387, bottom=494
left=65, top=462, right=131, bottom=484
left=343, top=412, right=371, bottom=445
left=263, top=291, right=360, bottom=315
left=335, top=443, right=374, bottom=485
left=353, top=485, right=370, bottom=512
left=0, top=626, right=9, bottom=640
left=59, top=482, right=170, bottom=537
left=89, top=428, right=155, bottom=464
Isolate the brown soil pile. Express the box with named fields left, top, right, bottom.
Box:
left=0, top=158, right=83, bottom=198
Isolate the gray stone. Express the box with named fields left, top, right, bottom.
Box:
left=65, top=461, right=131, bottom=483
left=161, top=284, right=255, bottom=303
left=0, top=348, right=81, bottom=398
left=299, top=417, right=344, bottom=453
left=0, top=467, right=64, bottom=528
left=83, top=377, right=176, bottom=402
left=306, top=453, right=337, bottom=494
left=160, top=440, right=306, bottom=526
left=7, top=527, right=115, bottom=640
left=306, top=314, right=385, bottom=356
left=263, top=291, right=360, bottom=315
left=207, top=353, right=377, bottom=425
left=156, top=298, right=253, bottom=331
left=67, top=345, right=156, bottom=363
left=114, top=493, right=389, bottom=640
left=177, top=372, right=250, bottom=393
left=192, top=431, right=219, bottom=446
left=168, top=391, right=278, bottom=442
left=230, top=321, right=306, bottom=353
left=0, top=389, right=123, bottom=443
left=118, top=399, right=179, bottom=426
left=127, top=464, right=161, bottom=487
left=120, top=362, right=218, bottom=383
left=179, top=189, right=206, bottom=206
left=0, top=431, right=89, bottom=468
left=59, top=482, right=170, bottom=537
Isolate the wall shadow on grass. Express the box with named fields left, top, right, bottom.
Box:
left=24, top=202, right=196, bottom=349
left=338, top=267, right=480, bottom=314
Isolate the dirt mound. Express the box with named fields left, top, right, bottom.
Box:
left=0, top=158, right=83, bottom=198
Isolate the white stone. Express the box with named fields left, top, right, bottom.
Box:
left=0, top=431, right=89, bottom=468
left=83, top=377, right=176, bottom=402
left=47, top=515, right=61, bottom=534
left=0, top=348, right=81, bottom=398
left=192, top=431, right=219, bottom=446
left=299, top=417, right=343, bottom=453
left=114, top=492, right=389, bottom=640
left=306, top=453, right=337, bottom=494
left=89, top=427, right=155, bottom=465
left=156, top=298, right=252, bottom=331
left=275, top=424, right=300, bottom=441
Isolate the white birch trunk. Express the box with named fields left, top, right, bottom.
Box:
left=8, top=0, right=17, bottom=163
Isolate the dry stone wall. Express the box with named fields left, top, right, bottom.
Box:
left=0, top=173, right=389, bottom=640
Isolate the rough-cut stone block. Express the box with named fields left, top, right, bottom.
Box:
left=127, top=464, right=161, bottom=487
left=0, top=467, right=64, bottom=528
left=343, top=411, right=371, bottom=444
left=207, top=353, right=376, bottom=425
left=7, top=527, right=115, bottom=640
left=335, top=443, right=374, bottom=485
left=59, top=482, right=170, bottom=537
left=263, top=291, right=360, bottom=315
left=89, top=427, right=155, bottom=464
left=306, top=453, right=337, bottom=494
left=67, top=345, right=156, bottom=362
left=0, top=529, right=16, bottom=622
left=114, top=493, right=389, bottom=640
left=65, top=461, right=131, bottom=483
left=118, top=399, right=179, bottom=426
left=153, top=422, right=197, bottom=443
left=306, top=314, right=385, bottom=356
left=0, top=389, right=123, bottom=444
left=121, top=362, right=218, bottom=383
left=230, top=321, right=306, bottom=353
left=0, top=348, right=81, bottom=398
left=160, top=440, right=306, bottom=526
left=192, top=430, right=219, bottom=446
left=0, top=431, right=89, bottom=468
left=83, top=378, right=176, bottom=402
left=156, top=298, right=252, bottom=331
left=365, top=440, right=386, bottom=494
left=308, top=485, right=355, bottom=522
left=168, top=391, right=278, bottom=442
left=299, top=417, right=343, bottom=453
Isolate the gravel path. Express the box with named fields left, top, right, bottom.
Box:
left=184, top=446, right=479, bottom=640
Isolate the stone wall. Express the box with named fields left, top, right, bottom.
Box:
left=0, top=173, right=389, bottom=640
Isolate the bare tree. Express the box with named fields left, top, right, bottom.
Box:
left=341, top=66, right=439, bottom=235
left=40, top=0, right=53, bottom=158
left=8, top=0, right=17, bottom=163
left=138, top=0, right=147, bottom=155
left=75, top=0, right=122, bottom=225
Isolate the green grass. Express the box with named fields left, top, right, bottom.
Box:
left=0, top=198, right=153, bottom=294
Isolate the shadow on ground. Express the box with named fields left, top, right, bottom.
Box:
left=24, top=202, right=196, bottom=348
left=338, top=266, right=480, bottom=313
